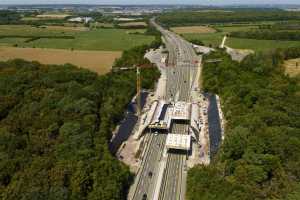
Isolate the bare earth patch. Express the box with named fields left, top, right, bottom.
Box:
left=284, top=58, right=300, bottom=77
left=225, top=47, right=254, bottom=62
left=171, top=26, right=216, bottom=34
left=119, top=22, right=147, bottom=27
left=0, top=47, right=121, bottom=75
left=36, top=14, right=70, bottom=19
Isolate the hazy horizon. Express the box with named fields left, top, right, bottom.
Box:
left=1, top=0, right=300, bottom=6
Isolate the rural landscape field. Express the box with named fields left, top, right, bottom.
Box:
left=0, top=3, right=300, bottom=200
left=175, top=24, right=300, bottom=51
left=0, top=19, right=154, bottom=73
left=0, top=25, right=154, bottom=51
left=171, top=25, right=216, bottom=34
left=284, top=58, right=300, bottom=77
left=0, top=47, right=121, bottom=74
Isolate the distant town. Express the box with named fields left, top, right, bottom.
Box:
left=1, top=4, right=300, bottom=15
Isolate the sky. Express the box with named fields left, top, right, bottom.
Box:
left=0, top=0, right=300, bottom=5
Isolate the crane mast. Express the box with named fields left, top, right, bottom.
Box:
left=136, top=67, right=141, bottom=116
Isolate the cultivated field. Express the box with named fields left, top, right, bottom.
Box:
left=284, top=58, right=300, bottom=77
left=171, top=26, right=216, bottom=34
left=43, top=25, right=88, bottom=32
left=22, top=14, right=70, bottom=20
left=119, top=22, right=147, bottom=27
left=21, top=17, right=41, bottom=21
left=183, top=25, right=300, bottom=51
left=36, top=14, right=70, bottom=19
left=92, top=22, right=114, bottom=28
left=0, top=47, right=121, bottom=74
left=196, top=10, right=234, bottom=13
left=126, top=29, right=146, bottom=34
left=215, top=25, right=259, bottom=32
left=0, top=25, right=81, bottom=36
left=0, top=25, right=154, bottom=51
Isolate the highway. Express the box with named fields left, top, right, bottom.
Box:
left=130, top=18, right=199, bottom=200
left=158, top=123, right=187, bottom=200
left=132, top=132, right=166, bottom=200
left=158, top=29, right=198, bottom=200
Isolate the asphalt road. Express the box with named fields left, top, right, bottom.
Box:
left=132, top=133, right=167, bottom=200
left=159, top=123, right=187, bottom=200
left=131, top=18, right=199, bottom=200
left=157, top=20, right=198, bottom=200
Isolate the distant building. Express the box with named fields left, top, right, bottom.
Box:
left=68, top=17, right=93, bottom=23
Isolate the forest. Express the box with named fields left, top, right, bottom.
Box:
left=186, top=47, right=300, bottom=200
left=0, top=11, right=22, bottom=25
left=157, top=10, right=300, bottom=27
left=0, top=58, right=160, bottom=200
left=259, top=23, right=300, bottom=31
left=230, top=30, right=300, bottom=41
left=187, top=39, right=204, bottom=46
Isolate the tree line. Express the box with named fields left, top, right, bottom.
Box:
left=186, top=47, right=300, bottom=200
left=0, top=11, right=22, bottom=25
left=259, top=22, right=300, bottom=31
left=187, top=39, right=204, bottom=46
left=157, top=10, right=300, bottom=27
left=0, top=10, right=67, bottom=26
left=230, top=30, right=300, bottom=41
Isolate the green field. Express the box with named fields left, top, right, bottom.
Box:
left=0, top=37, right=28, bottom=46
left=214, top=25, right=259, bottom=32
left=0, top=25, right=155, bottom=51
left=183, top=25, right=300, bottom=52
left=0, top=25, right=78, bottom=36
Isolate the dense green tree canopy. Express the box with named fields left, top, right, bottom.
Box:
left=230, top=30, right=300, bottom=41
left=158, top=10, right=300, bottom=27
left=0, top=59, right=159, bottom=200
left=0, top=11, right=22, bottom=25
left=187, top=48, right=300, bottom=200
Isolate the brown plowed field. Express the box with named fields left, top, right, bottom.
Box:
left=171, top=26, right=216, bottom=34
left=0, top=47, right=121, bottom=74
left=284, top=58, right=300, bottom=77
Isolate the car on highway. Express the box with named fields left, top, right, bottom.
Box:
left=148, top=171, right=153, bottom=178
left=142, top=194, right=147, bottom=200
